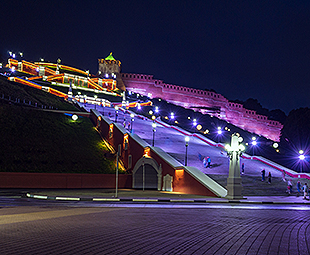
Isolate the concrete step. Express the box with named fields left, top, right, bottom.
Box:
left=207, top=174, right=307, bottom=196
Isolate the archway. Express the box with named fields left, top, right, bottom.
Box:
left=132, top=157, right=162, bottom=190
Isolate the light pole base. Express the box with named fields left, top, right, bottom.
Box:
left=226, top=177, right=243, bottom=199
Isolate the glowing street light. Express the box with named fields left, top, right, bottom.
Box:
left=216, top=127, right=223, bottom=143
left=94, top=95, right=98, bottom=109
left=251, top=137, right=257, bottom=156
left=115, top=106, right=119, bottom=122
left=299, top=150, right=305, bottom=173
left=185, top=136, right=190, bottom=166
left=152, top=122, right=157, bottom=146
left=130, top=113, right=134, bottom=132
left=225, top=133, right=245, bottom=199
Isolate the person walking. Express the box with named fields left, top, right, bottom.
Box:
left=282, top=170, right=286, bottom=182
left=297, top=181, right=301, bottom=194
left=203, top=157, right=207, bottom=168
left=302, top=183, right=308, bottom=199
left=241, top=163, right=245, bottom=175
left=268, top=172, right=272, bottom=184
left=287, top=179, right=292, bottom=194
left=207, top=157, right=211, bottom=168
left=261, top=169, right=266, bottom=181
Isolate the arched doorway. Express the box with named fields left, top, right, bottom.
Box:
left=132, top=157, right=162, bottom=190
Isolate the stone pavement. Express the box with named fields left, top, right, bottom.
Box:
left=1, top=204, right=309, bottom=255
left=7, top=189, right=310, bottom=205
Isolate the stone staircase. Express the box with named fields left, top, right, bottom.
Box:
left=207, top=174, right=307, bottom=196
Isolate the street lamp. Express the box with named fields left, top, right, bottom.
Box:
left=185, top=136, right=190, bottom=166
left=225, top=133, right=245, bottom=199
left=217, top=127, right=223, bottom=143
left=115, top=106, right=119, bottom=122
left=152, top=122, right=157, bottom=146
left=130, top=113, right=134, bottom=132
left=251, top=137, right=257, bottom=156
left=94, top=95, right=98, bottom=109
left=299, top=150, right=305, bottom=173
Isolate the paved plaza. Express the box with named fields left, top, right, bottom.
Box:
left=1, top=203, right=310, bottom=255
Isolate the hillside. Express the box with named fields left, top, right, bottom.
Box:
left=0, top=75, right=117, bottom=174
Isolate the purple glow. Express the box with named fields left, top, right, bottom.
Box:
left=299, top=155, right=305, bottom=160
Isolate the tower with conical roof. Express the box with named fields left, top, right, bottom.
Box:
left=98, top=52, right=121, bottom=77
left=98, top=52, right=125, bottom=91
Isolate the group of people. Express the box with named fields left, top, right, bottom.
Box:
left=261, top=169, right=272, bottom=184
left=282, top=170, right=309, bottom=198
left=198, top=154, right=211, bottom=168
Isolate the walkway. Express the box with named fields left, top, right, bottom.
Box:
left=84, top=104, right=308, bottom=197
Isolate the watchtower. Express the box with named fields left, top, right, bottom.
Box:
left=98, top=52, right=125, bottom=91
left=98, top=52, right=121, bottom=77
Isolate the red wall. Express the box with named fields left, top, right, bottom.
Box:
left=0, top=172, right=132, bottom=188
left=92, top=110, right=218, bottom=197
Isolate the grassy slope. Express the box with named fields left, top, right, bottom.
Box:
left=0, top=75, right=118, bottom=174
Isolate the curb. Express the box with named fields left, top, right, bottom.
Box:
left=26, top=193, right=310, bottom=205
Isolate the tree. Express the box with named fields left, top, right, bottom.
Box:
left=280, top=108, right=310, bottom=172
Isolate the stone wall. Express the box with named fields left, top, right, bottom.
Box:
left=121, top=73, right=282, bottom=141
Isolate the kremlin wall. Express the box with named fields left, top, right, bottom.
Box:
left=97, top=52, right=282, bottom=141
left=121, top=73, right=283, bottom=142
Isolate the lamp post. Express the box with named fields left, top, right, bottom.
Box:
left=115, top=106, right=119, bottom=123
left=130, top=113, right=134, bottom=132
left=185, top=136, right=190, bottom=166
left=251, top=137, right=257, bottom=156
left=225, top=134, right=245, bottom=199
left=299, top=150, right=305, bottom=173
left=217, top=127, right=222, bottom=143
left=94, top=95, right=98, bottom=110
left=152, top=122, right=157, bottom=146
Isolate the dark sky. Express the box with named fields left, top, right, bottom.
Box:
left=1, top=1, right=310, bottom=114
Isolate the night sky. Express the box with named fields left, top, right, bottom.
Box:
left=1, top=1, right=310, bottom=114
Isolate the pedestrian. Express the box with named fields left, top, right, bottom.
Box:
left=241, top=163, right=245, bottom=175
left=287, top=179, right=292, bottom=194
left=302, top=183, right=308, bottom=199
left=198, top=153, right=202, bottom=161
left=203, top=157, right=207, bottom=168
left=207, top=157, right=211, bottom=168
left=282, top=170, right=286, bottom=182
left=268, top=172, right=272, bottom=184
left=286, top=185, right=291, bottom=195
left=261, top=169, right=266, bottom=181
left=297, top=181, right=301, bottom=194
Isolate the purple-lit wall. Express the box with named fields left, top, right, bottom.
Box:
left=121, top=73, right=283, bottom=141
